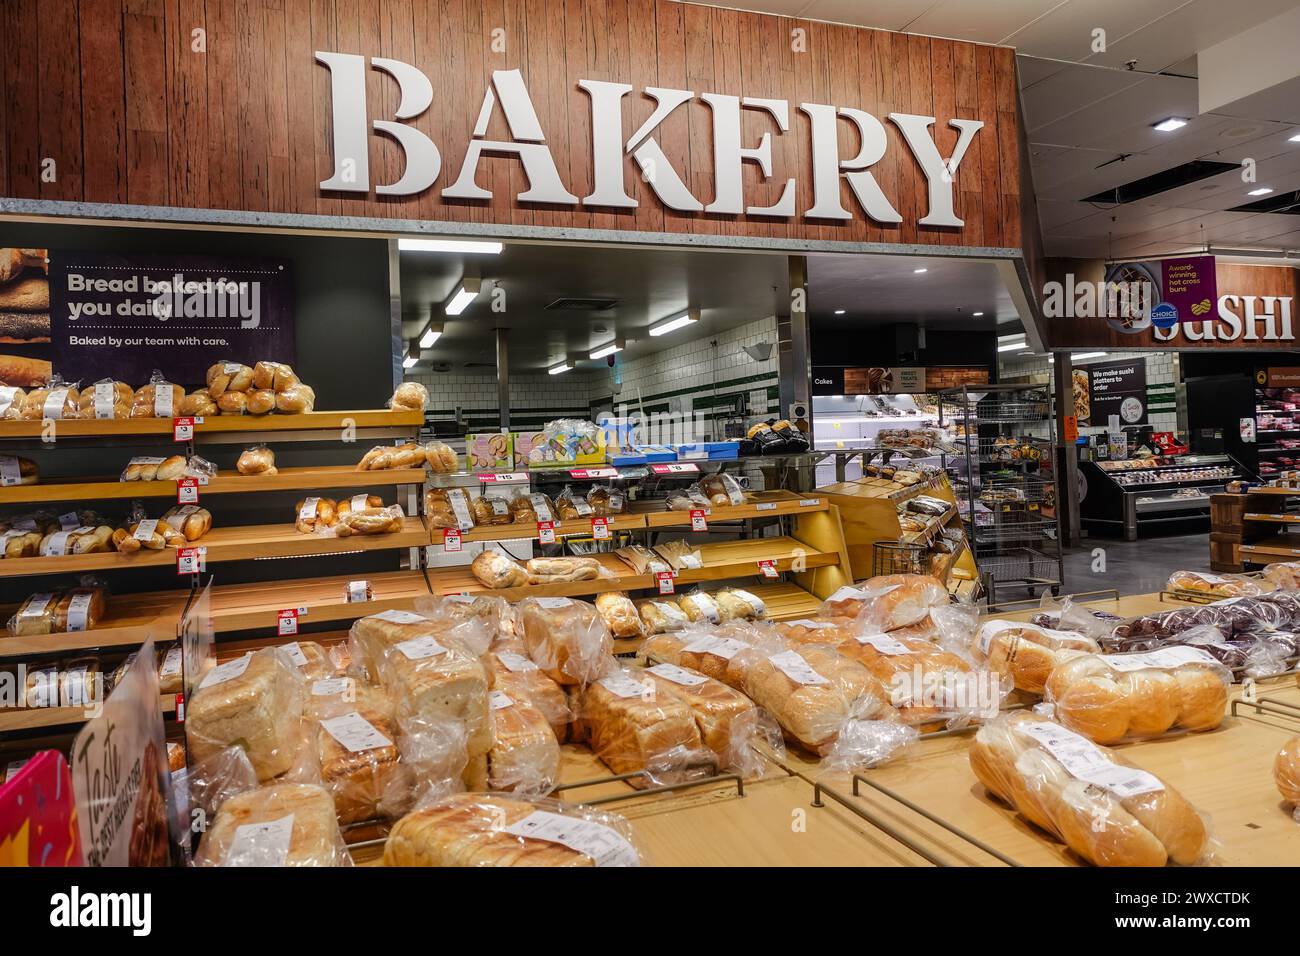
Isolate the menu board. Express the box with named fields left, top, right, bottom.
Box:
left=1075, top=359, right=1147, bottom=426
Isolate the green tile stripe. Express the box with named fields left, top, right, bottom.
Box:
left=591, top=370, right=779, bottom=410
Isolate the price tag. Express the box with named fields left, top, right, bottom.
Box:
left=656, top=571, right=676, bottom=595
left=176, top=546, right=206, bottom=575
left=346, top=580, right=370, bottom=603
left=477, top=472, right=528, bottom=483
left=591, top=516, right=610, bottom=540
left=537, top=520, right=556, bottom=544
left=175, top=693, right=185, bottom=723
left=172, top=416, right=200, bottom=442
left=277, top=607, right=306, bottom=636
left=755, top=502, right=777, bottom=512
left=177, top=477, right=200, bottom=504
left=690, top=509, right=708, bottom=532
left=799, top=498, right=821, bottom=507
left=650, top=462, right=699, bottom=475
left=569, top=467, right=618, bottom=480
left=758, top=559, right=779, bottom=579
left=444, top=528, right=463, bottom=552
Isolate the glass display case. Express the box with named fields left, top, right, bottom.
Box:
left=1079, top=454, right=1241, bottom=540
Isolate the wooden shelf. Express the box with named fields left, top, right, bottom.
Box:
left=749, top=582, right=824, bottom=621
left=0, top=464, right=426, bottom=506
left=0, top=590, right=186, bottom=660
left=0, top=694, right=176, bottom=732
left=425, top=512, right=645, bottom=545
left=641, top=491, right=828, bottom=527
left=1244, top=512, right=1300, bottom=523
left=0, top=409, right=421, bottom=440
left=206, top=570, right=430, bottom=634
left=1242, top=486, right=1300, bottom=496
left=0, top=516, right=429, bottom=578
left=1239, top=536, right=1300, bottom=559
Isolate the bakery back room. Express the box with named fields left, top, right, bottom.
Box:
left=1, top=0, right=1300, bottom=898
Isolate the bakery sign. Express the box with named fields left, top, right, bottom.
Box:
left=316, top=57, right=983, bottom=227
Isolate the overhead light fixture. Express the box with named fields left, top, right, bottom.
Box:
left=997, top=342, right=1028, bottom=352
left=1247, top=187, right=1274, bottom=196
left=402, top=342, right=419, bottom=369
left=833, top=309, right=846, bottom=315
left=912, top=267, right=928, bottom=274
left=398, top=237, right=503, bottom=254
left=649, top=309, right=699, bottom=337
left=419, top=319, right=444, bottom=350
left=548, top=361, right=573, bottom=375
left=972, top=311, right=985, bottom=317
left=444, top=277, right=482, bottom=316
left=1288, top=133, right=1300, bottom=143
left=1072, top=351, right=1107, bottom=360
left=589, top=340, right=624, bottom=360
left=1152, top=117, right=1188, bottom=132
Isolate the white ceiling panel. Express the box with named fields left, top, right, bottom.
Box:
left=800, top=0, right=936, bottom=30
left=1001, top=0, right=1187, bottom=61
left=1036, top=198, right=1109, bottom=231
left=904, top=0, right=1062, bottom=44
left=1031, top=73, right=1198, bottom=150
left=1035, top=152, right=1173, bottom=199
left=1016, top=53, right=1068, bottom=88
left=1020, top=64, right=1147, bottom=132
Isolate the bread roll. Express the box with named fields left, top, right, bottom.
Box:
left=76, top=381, right=133, bottom=419
left=161, top=504, right=212, bottom=541
left=155, top=455, right=187, bottom=481
left=275, top=383, right=315, bottom=413
left=389, top=381, right=428, bottom=411
left=471, top=550, right=529, bottom=589
left=714, top=588, right=766, bottom=622
left=595, top=592, right=643, bottom=639
left=837, top=630, right=978, bottom=728
left=1275, top=736, right=1300, bottom=807
left=196, top=783, right=348, bottom=867
left=294, top=497, right=337, bottom=534
left=337, top=494, right=384, bottom=518
left=518, top=597, right=613, bottom=687
left=977, top=620, right=1100, bottom=695
left=636, top=600, right=689, bottom=635
left=252, top=361, right=299, bottom=392
left=179, top=388, right=217, bottom=417
left=823, top=574, right=949, bottom=630
left=524, top=556, right=606, bottom=584
left=472, top=493, right=513, bottom=526
left=640, top=622, right=770, bottom=689
left=206, top=361, right=253, bottom=397
left=236, top=445, right=276, bottom=475
left=246, top=388, right=276, bottom=415
left=217, top=390, right=248, bottom=415
left=129, top=382, right=184, bottom=418
left=424, top=441, right=458, bottom=473
left=334, top=506, right=403, bottom=536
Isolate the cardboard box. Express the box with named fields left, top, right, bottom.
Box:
left=465, top=432, right=514, bottom=471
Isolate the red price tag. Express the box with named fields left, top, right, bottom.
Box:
left=690, top=508, right=708, bottom=532
left=177, top=477, right=200, bottom=504
left=175, top=693, right=185, bottom=723
left=650, top=462, right=699, bottom=475
left=176, top=546, right=205, bottom=575
left=656, top=571, right=676, bottom=595
left=538, top=520, right=556, bottom=544
left=277, top=608, right=300, bottom=636
left=172, top=416, right=198, bottom=442
left=758, top=559, right=778, bottom=579
left=591, top=517, right=610, bottom=540
left=444, top=529, right=463, bottom=552
left=569, top=467, right=617, bottom=479
left=477, top=472, right=528, bottom=483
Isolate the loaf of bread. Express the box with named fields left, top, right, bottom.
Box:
left=677, top=591, right=721, bottom=624
left=196, top=783, right=349, bottom=867
left=575, top=667, right=706, bottom=783
left=348, top=609, right=441, bottom=681
left=161, top=504, right=212, bottom=541
left=554, top=486, right=594, bottom=521
left=0, top=385, right=26, bottom=419
left=382, top=793, right=641, bottom=866
left=1263, top=562, right=1300, bottom=591
left=586, top=484, right=626, bottom=516
left=472, top=494, right=514, bottom=526
left=129, top=381, right=183, bottom=418
left=488, top=661, right=570, bottom=743
left=0, top=454, right=37, bottom=486
left=1, top=527, right=43, bottom=558
left=1276, top=735, right=1300, bottom=809
left=179, top=388, right=217, bottom=417
left=154, top=455, right=188, bottom=481
left=969, top=712, right=1212, bottom=866
left=186, top=649, right=304, bottom=781
left=19, top=385, right=79, bottom=420
left=822, top=574, right=949, bottom=631
left=1167, top=570, right=1264, bottom=597
left=510, top=492, right=556, bottom=524
left=518, top=597, right=614, bottom=687
left=41, top=525, right=113, bottom=556
left=206, top=360, right=253, bottom=397
left=639, top=622, right=771, bottom=689
left=315, top=707, right=409, bottom=824
left=471, top=550, right=529, bottom=589
left=389, top=381, right=428, bottom=411
left=486, top=690, right=561, bottom=794
left=636, top=599, right=689, bottom=635
left=837, top=630, right=980, bottom=728
left=976, top=619, right=1100, bottom=695
left=294, top=496, right=337, bottom=534
left=1044, top=646, right=1230, bottom=743
left=424, top=441, right=458, bottom=473
left=644, top=662, right=760, bottom=772
left=76, top=381, right=134, bottom=419
left=775, top=618, right=856, bottom=647
left=252, top=361, right=299, bottom=392
left=7, top=587, right=107, bottom=636
left=714, top=588, right=766, bottom=622
left=698, top=472, right=745, bottom=507
left=374, top=632, right=492, bottom=758
left=525, top=556, right=609, bottom=584
left=275, top=383, right=315, bottom=413
left=335, top=504, right=404, bottom=537
left=595, top=592, right=643, bottom=639
left=425, top=487, right=476, bottom=531
left=236, top=445, right=276, bottom=476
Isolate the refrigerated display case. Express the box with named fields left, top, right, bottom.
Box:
left=1079, top=455, right=1241, bottom=540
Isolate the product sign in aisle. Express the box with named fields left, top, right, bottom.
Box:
left=1075, top=359, right=1147, bottom=426
left=537, top=521, right=556, bottom=544
left=656, top=571, right=676, bottom=594
left=690, top=509, right=708, bottom=531
left=443, top=529, right=463, bottom=552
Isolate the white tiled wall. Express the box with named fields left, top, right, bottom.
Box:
left=999, top=350, right=1180, bottom=434
left=402, top=370, right=597, bottom=429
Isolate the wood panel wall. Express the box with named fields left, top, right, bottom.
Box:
left=0, top=0, right=1023, bottom=250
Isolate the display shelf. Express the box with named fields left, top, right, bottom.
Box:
left=641, top=491, right=827, bottom=527
left=205, top=570, right=431, bottom=634
left=0, top=589, right=186, bottom=660
left=0, top=464, right=426, bottom=506
left=1244, top=512, right=1300, bottom=523
left=0, top=694, right=176, bottom=733
left=425, top=512, right=645, bottom=545
left=1238, top=536, right=1300, bottom=559
left=0, top=516, right=429, bottom=578
left=0, top=409, right=422, bottom=441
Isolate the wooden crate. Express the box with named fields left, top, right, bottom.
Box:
left=1209, top=531, right=1244, bottom=572
left=1209, top=493, right=1248, bottom=535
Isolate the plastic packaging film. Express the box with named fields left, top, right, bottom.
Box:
left=975, top=620, right=1101, bottom=695
left=517, top=597, right=614, bottom=687
left=195, top=782, right=353, bottom=867
left=1276, top=735, right=1300, bottom=823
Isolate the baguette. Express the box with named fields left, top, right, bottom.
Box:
left=0, top=311, right=49, bottom=343
left=0, top=354, right=50, bottom=387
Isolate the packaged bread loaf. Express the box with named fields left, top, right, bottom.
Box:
left=276, top=640, right=339, bottom=682
left=374, top=632, right=492, bottom=759
left=76, top=380, right=133, bottom=419
left=976, top=620, right=1101, bottom=695
left=348, top=609, right=445, bottom=681
left=186, top=649, right=305, bottom=781
left=643, top=662, right=763, bottom=774
left=252, top=361, right=299, bottom=392
left=1043, top=645, right=1230, bottom=743
left=509, top=491, right=555, bottom=525
left=388, top=381, right=428, bottom=412
left=639, top=621, right=772, bottom=689
left=586, top=484, right=625, bottom=516
left=485, top=689, right=561, bottom=795
left=654, top=539, right=702, bottom=570
left=617, top=545, right=671, bottom=576
left=775, top=618, right=857, bottom=647
left=1167, top=570, right=1265, bottom=597
left=42, top=524, right=113, bottom=555
left=1276, top=735, right=1300, bottom=814
left=425, top=487, right=476, bottom=531
left=1263, top=562, right=1300, bottom=591
left=216, top=390, right=248, bottom=415
left=19, top=380, right=79, bottom=420
left=518, top=597, right=614, bottom=687
left=195, top=783, right=351, bottom=867
left=837, top=628, right=986, bottom=728
left=637, top=599, right=689, bottom=635
left=0, top=386, right=25, bottom=420
left=275, top=383, right=315, bottom=413
left=119, top=456, right=166, bottom=482
left=246, top=389, right=276, bottom=415
left=525, top=556, right=612, bottom=585
left=1, top=523, right=44, bottom=558
left=161, top=504, right=212, bottom=542
left=179, top=388, right=217, bottom=417
left=664, top=486, right=713, bottom=512
left=206, top=360, right=253, bottom=397
left=335, top=503, right=404, bottom=537
left=677, top=590, right=721, bottom=625
left=7, top=587, right=107, bottom=636
left=0, top=454, right=37, bottom=487
left=823, top=574, right=949, bottom=631
left=595, top=592, right=643, bottom=639
left=158, top=645, right=184, bottom=695
left=714, top=588, right=766, bottom=622
left=236, top=444, right=276, bottom=476
left=294, top=496, right=337, bottom=534
left=488, top=661, right=570, bottom=744
left=697, top=472, right=745, bottom=507
left=424, top=441, right=458, bottom=473
left=574, top=666, right=707, bottom=784
left=130, top=372, right=183, bottom=418
left=554, top=485, right=594, bottom=521
left=314, top=705, right=410, bottom=824
left=471, top=550, right=529, bottom=589
left=382, top=793, right=642, bottom=866
left=969, top=712, right=1214, bottom=866
left=472, top=493, right=513, bottom=526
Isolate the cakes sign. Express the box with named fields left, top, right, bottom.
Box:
left=316, top=58, right=983, bottom=228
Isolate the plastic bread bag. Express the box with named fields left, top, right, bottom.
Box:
left=554, top=484, right=595, bottom=520
left=969, top=712, right=1216, bottom=866
left=482, top=686, right=561, bottom=797
left=206, top=359, right=253, bottom=397
left=1263, top=562, right=1300, bottom=591
left=1032, top=594, right=1126, bottom=650
left=179, top=388, right=217, bottom=417
left=425, top=487, right=476, bottom=531
left=236, top=444, right=277, bottom=476
left=654, top=539, right=702, bottom=570
left=488, top=657, right=572, bottom=744
left=130, top=370, right=183, bottom=418
left=161, top=504, right=212, bottom=541
left=275, top=382, right=315, bottom=413
left=825, top=573, right=950, bottom=631
left=413, top=592, right=512, bottom=653
left=382, top=792, right=643, bottom=866
left=294, top=496, right=337, bottom=534
left=677, top=589, right=721, bottom=625
left=574, top=665, right=714, bottom=788
left=77, top=378, right=133, bottom=419
left=185, top=648, right=308, bottom=782
left=19, top=376, right=80, bottom=420
left=1276, top=735, right=1300, bottom=820
left=586, top=483, right=626, bottom=516
left=334, top=503, right=405, bottom=537
left=218, top=386, right=250, bottom=415
left=508, top=490, right=555, bottom=524
left=517, top=597, right=614, bottom=687
left=387, top=381, right=428, bottom=412
left=0, top=385, right=24, bottom=420
left=1167, top=570, right=1268, bottom=597
left=821, top=719, right=920, bottom=773
left=1260, top=589, right=1300, bottom=620
left=1042, top=645, right=1231, bottom=744
left=1214, top=595, right=1293, bottom=634
left=697, top=472, right=745, bottom=508
left=7, top=586, right=107, bottom=636
left=714, top=587, right=767, bottom=622
left=1240, top=633, right=1297, bottom=679
left=423, top=440, right=458, bottom=474
left=525, top=556, right=616, bottom=585
left=616, top=544, right=671, bottom=575
left=40, top=522, right=114, bottom=556
left=1112, top=603, right=1233, bottom=646
left=347, top=608, right=494, bottom=684
left=642, top=660, right=776, bottom=777
left=975, top=619, right=1101, bottom=696
left=252, top=360, right=300, bottom=392
left=594, top=591, right=643, bottom=639
left=636, top=598, right=690, bottom=635
left=471, top=549, right=530, bottom=589
left=195, top=781, right=353, bottom=867
left=664, top=485, right=713, bottom=512
left=774, top=617, right=856, bottom=647
left=310, top=696, right=415, bottom=824
left=638, top=620, right=777, bottom=690
left=119, top=456, right=168, bottom=482
left=472, top=492, right=514, bottom=526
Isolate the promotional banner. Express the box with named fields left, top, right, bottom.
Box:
left=813, top=366, right=988, bottom=395
left=70, top=638, right=182, bottom=866
left=0, top=751, right=83, bottom=866
left=47, top=251, right=295, bottom=385
left=1074, top=359, right=1148, bottom=426
left=1102, top=255, right=1218, bottom=331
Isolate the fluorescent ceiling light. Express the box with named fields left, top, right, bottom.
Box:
left=1152, top=117, right=1188, bottom=132
left=998, top=343, right=1028, bottom=352
left=548, top=361, right=572, bottom=375
left=972, top=311, right=985, bottom=317
left=1072, top=351, right=1107, bottom=360
left=1247, top=187, right=1274, bottom=196
left=912, top=267, right=928, bottom=274
left=649, top=309, right=699, bottom=337
left=833, top=309, right=846, bottom=315
left=444, top=277, right=482, bottom=316
left=1288, top=133, right=1300, bottom=143
left=589, top=340, right=623, bottom=360
left=402, top=347, right=419, bottom=369
left=398, top=238, right=503, bottom=254
left=418, top=320, right=444, bottom=350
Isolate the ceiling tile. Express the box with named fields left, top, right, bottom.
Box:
left=1016, top=53, right=1068, bottom=88
left=800, top=0, right=936, bottom=31
left=1020, top=64, right=1148, bottom=133
left=1001, top=0, right=1186, bottom=61
left=904, top=0, right=1062, bottom=44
